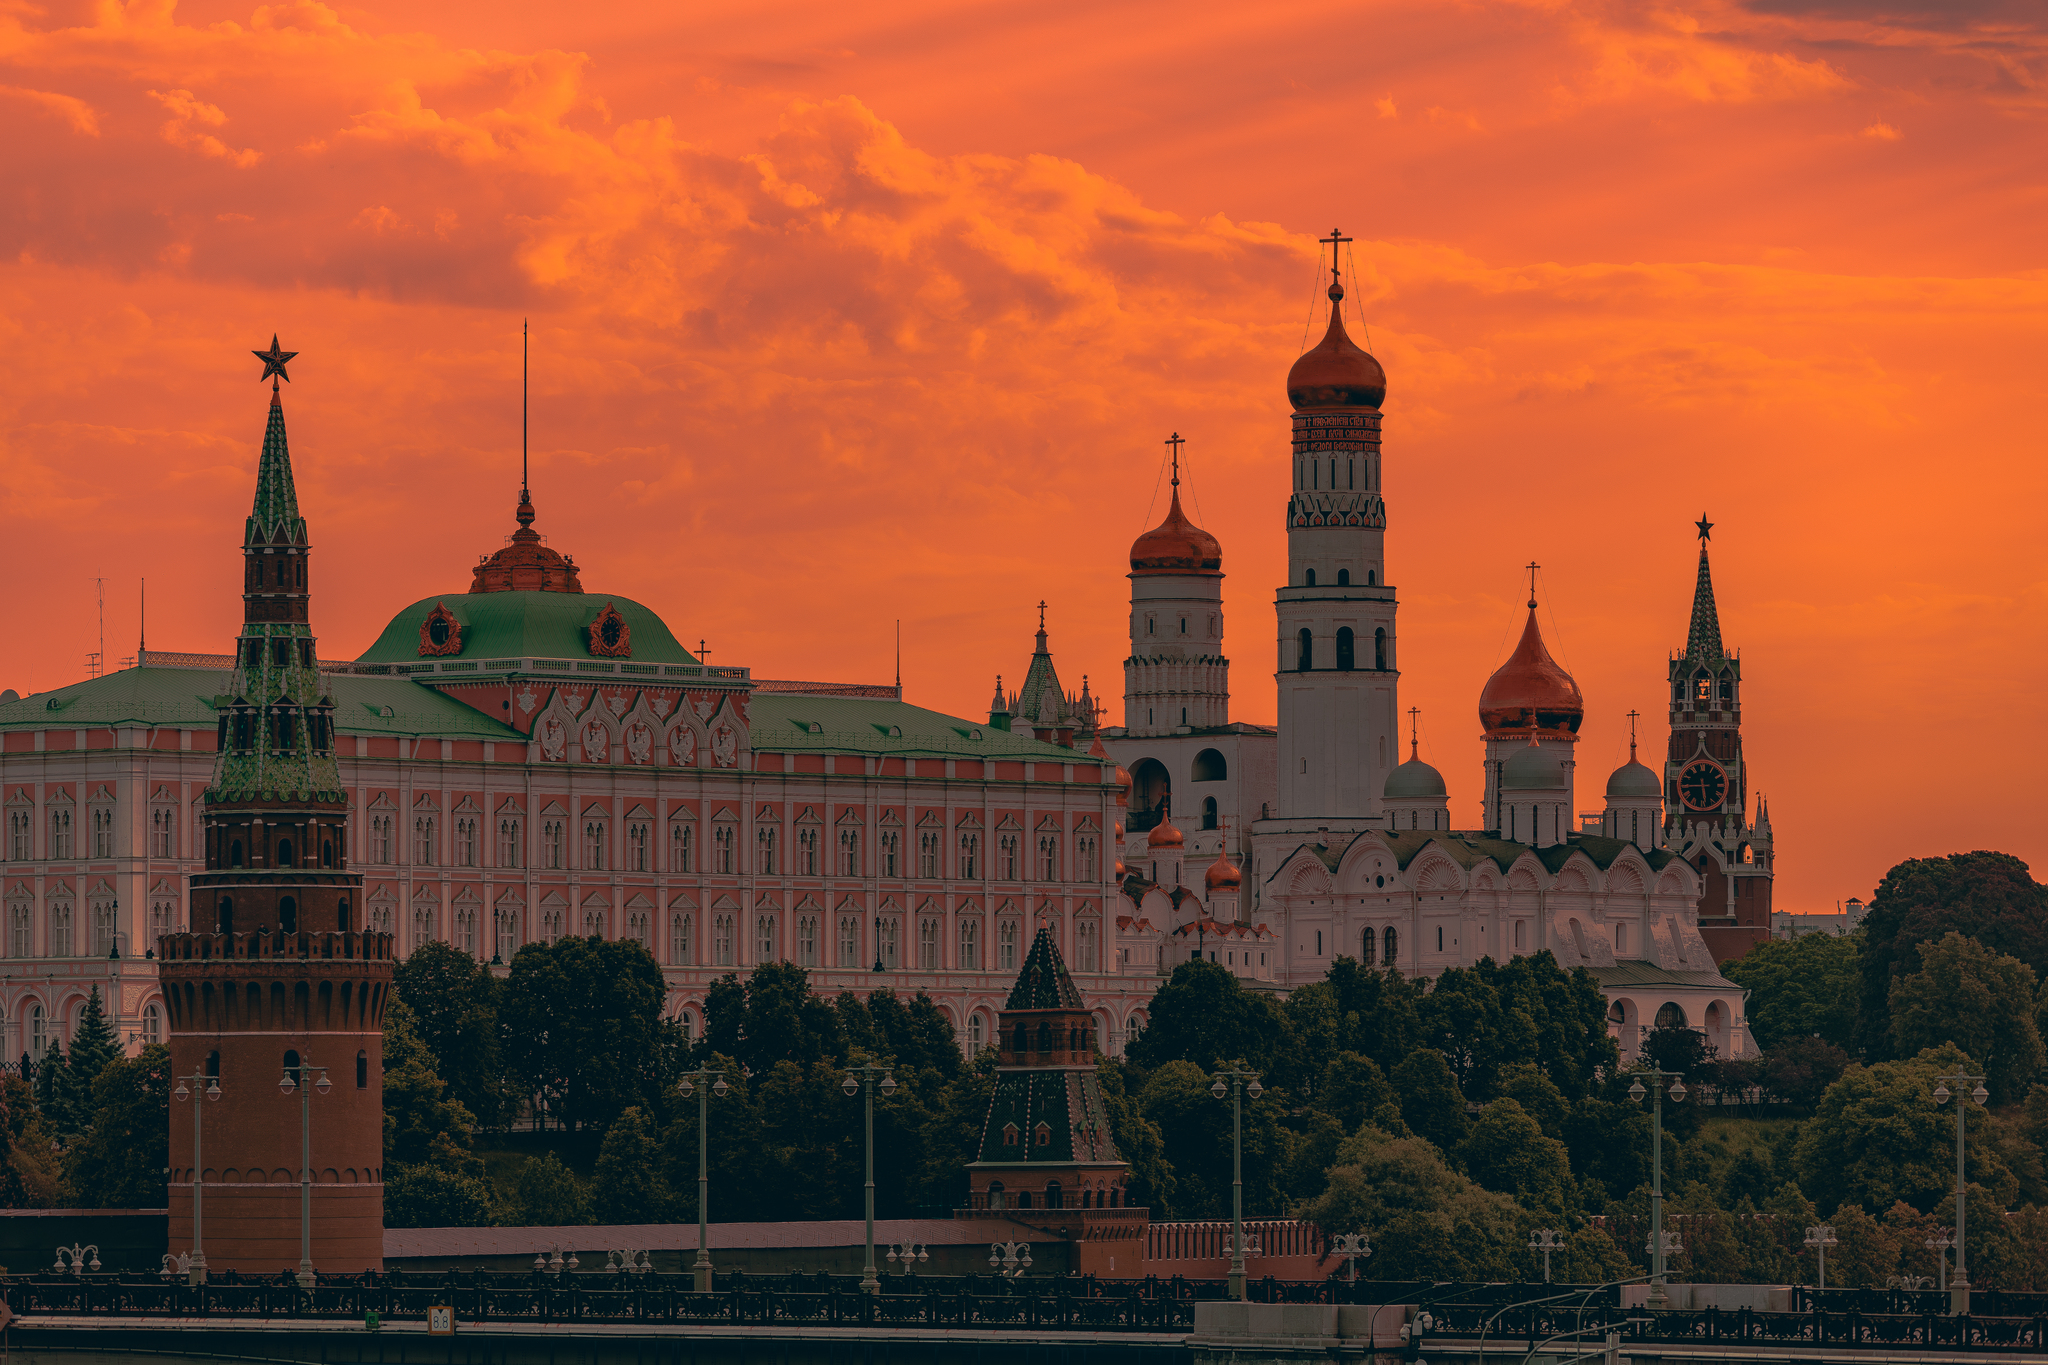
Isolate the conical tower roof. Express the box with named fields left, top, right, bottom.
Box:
left=248, top=386, right=306, bottom=545
left=1686, top=526, right=1724, bottom=661
left=1006, top=924, right=1086, bottom=1011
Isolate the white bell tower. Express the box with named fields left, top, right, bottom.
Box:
left=1275, top=232, right=1400, bottom=820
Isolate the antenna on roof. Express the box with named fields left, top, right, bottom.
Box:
left=895, top=619, right=902, bottom=697
left=139, top=578, right=146, bottom=668
left=88, top=577, right=106, bottom=678
left=522, top=319, right=529, bottom=498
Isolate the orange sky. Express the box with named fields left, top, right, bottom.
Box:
left=3, top=0, right=2044, bottom=911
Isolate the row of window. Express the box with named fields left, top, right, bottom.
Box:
left=5, top=998, right=163, bottom=1058
left=359, top=815, right=1102, bottom=881
left=5, top=807, right=184, bottom=862
left=393, top=905, right=1104, bottom=974
left=1293, top=626, right=1388, bottom=671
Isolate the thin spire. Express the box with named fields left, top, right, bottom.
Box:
left=1627, top=708, right=1640, bottom=761
left=1408, top=706, right=1420, bottom=762
left=248, top=338, right=303, bottom=537
left=1526, top=561, right=1539, bottom=610
left=1687, top=518, right=1724, bottom=660
left=1165, top=431, right=1184, bottom=488
left=522, top=319, right=529, bottom=496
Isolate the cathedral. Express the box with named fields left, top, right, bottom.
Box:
left=0, top=243, right=1769, bottom=1073
left=1082, top=249, right=1769, bottom=1060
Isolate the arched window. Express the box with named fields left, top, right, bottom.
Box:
left=958, top=919, right=980, bottom=969
left=1361, top=926, right=1376, bottom=966
left=357, top=1050, right=369, bottom=1088
left=141, top=1003, right=161, bottom=1045
left=968, top=1013, right=985, bottom=1050
left=1374, top=627, right=1387, bottom=670
left=230, top=839, right=244, bottom=868
left=1045, top=1181, right=1063, bottom=1209
left=1201, top=797, right=1218, bottom=830
left=1383, top=925, right=1398, bottom=964
left=1305, top=568, right=1316, bottom=586
left=1337, top=568, right=1350, bottom=585
left=1297, top=629, right=1313, bottom=671
left=217, top=896, right=234, bottom=934
left=672, top=913, right=694, bottom=965
left=838, top=916, right=860, bottom=967
left=283, top=1048, right=302, bottom=1086
left=278, top=895, right=298, bottom=935
left=28, top=1004, right=46, bottom=1058
left=338, top=897, right=351, bottom=932
left=1655, top=1002, right=1687, bottom=1029
left=1335, top=627, right=1355, bottom=671
left=1192, top=748, right=1227, bottom=782
left=1015, top=1023, right=1030, bottom=1054
left=1367, top=569, right=1376, bottom=585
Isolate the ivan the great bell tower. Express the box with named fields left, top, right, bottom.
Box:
left=1664, top=517, right=1773, bottom=962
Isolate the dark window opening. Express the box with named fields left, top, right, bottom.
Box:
left=1202, top=797, right=1218, bottom=830
left=229, top=840, right=244, bottom=868
left=272, top=639, right=290, bottom=667
left=1038, top=1022, right=1053, bottom=1052
left=217, top=897, right=233, bottom=934
left=1305, top=568, right=1316, bottom=586
left=338, top=898, right=350, bottom=932
left=428, top=615, right=451, bottom=647
left=1336, top=627, right=1355, bottom=671
left=1367, top=569, right=1376, bottom=586
left=232, top=712, right=253, bottom=750
left=1046, top=1182, right=1063, bottom=1209
left=277, top=839, right=294, bottom=867
left=1015, top=1024, right=1030, bottom=1054
left=299, top=640, right=314, bottom=666
left=283, top=1048, right=301, bottom=1085
left=1016, top=1191, right=1031, bottom=1209
left=206, top=1050, right=220, bottom=1080
left=1192, top=748, right=1227, bottom=781
left=1337, top=569, right=1350, bottom=585
left=278, top=895, right=297, bottom=934
left=322, top=840, right=334, bottom=868
left=357, top=1050, right=368, bottom=1089
left=1375, top=627, right=1388, bottom=670
left=1297, top=629, right=1313, bottom=671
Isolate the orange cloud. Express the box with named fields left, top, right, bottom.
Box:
left=0, top=83, right=99, bottom=133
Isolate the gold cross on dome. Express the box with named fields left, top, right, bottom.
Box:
left=1320, top=228, right=1352, bottom=282
left=1164, top=432, right=1184, bottom=485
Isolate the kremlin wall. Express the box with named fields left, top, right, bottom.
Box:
left=0, top=245, right=1771, bottom=1269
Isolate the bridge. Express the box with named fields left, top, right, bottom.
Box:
left=4, top=1275, right=2047, bottom=1365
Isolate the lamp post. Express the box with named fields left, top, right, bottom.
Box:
left=989, top=1240, right=1033, bottom=1277
left=173, top=1068, right=221, bottom=1285
left=278, top=1057, right=332, bottom=1288
left=1925, top=1230, right=1955, bottom=1293
left=1933, top=1070, right=1988, bottom=1315
left=1804, top=1225, right=1837, bottom=1291
left=1209, top=1068, right=1263, bottom=1301
left=1528, top=1228, right=1562, bottom=1284
left=1330, top=1232, right=1371, bottom=1283
left=678, top=1066, right=729, bottom=1292
left=842, top=1062, right=896, bottom=1293
left=887, top=1242, right=929, bottom=1274
left=1627, top=1067, right=1685, bottom=1307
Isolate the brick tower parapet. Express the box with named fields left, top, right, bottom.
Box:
left=161, top=929, right=393, bottom=1273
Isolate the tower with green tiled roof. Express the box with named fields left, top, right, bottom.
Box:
left=188, top=352, right=363, bottom=939
left=965, top=925, right=1131, bottom=1217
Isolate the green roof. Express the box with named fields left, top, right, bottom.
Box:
left=357, top=592, right=700, bottom=666
left=748, top=694, right=1098, bottom=764
left=1005, top=926, right=1086, bottom=1011
left=1589, top=961, right=1739, bottom=990
left=0, top=668, right=520, bottom=742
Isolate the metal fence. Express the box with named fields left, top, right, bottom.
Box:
left=1417, top=1298, right=2048, bottom=1356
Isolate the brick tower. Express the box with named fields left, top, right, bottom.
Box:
left=161, top=340, right=391, bottom=1276
left=963, top=925, right=1143, bottom=1274
left=1664, top=517, right=1773, bottom=963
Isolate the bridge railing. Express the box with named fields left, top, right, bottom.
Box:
left=1415, top=1301, right=2048, bottom=1356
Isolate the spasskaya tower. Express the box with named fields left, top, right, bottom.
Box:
left=1664, top=517, right=1773, bottom=962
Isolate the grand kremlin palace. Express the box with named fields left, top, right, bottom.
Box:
left=0, top=267, right=1763, bottom=1071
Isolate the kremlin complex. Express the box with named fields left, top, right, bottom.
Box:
left=0, top=245, right=1770, bottom=1149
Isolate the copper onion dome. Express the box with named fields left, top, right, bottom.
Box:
left=1287, top=278, right=1386, bottom=411
left=1478, top=605, right=1584, bottom=737
left=1130, top=486, right=1223, bottom=577
left=1147, top=816, right=1184, bottom=850
left=1204, top=828, right=1241, bottom=893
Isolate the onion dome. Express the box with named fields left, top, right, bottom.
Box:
left=1500, top=738, right=1569, bottom=792
left=1479, top=604, right=1584, bottom=737
left=1204, top=844, right=1242, bottom=894
left=1607, top=759, right=1661, bottom=799
left=1130, top=485, right=1222, bottom=577
left=1147, top=816, right=1184, bottom=850
left=1287, top=277, right=1386, bottom=411
left=1114, top=764, right=1132, bottom=807
left=472, top=488, right=583, bottom=594
left=1385, top=754, right=1448, bottom=800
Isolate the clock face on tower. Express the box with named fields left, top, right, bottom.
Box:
left=1679, top=759, right=1728, bottom=811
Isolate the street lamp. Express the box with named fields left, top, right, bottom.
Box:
left=842, top=1062, right=897, bottom=1293
left=678, top=1066, right=730, bottom=1292
left=1627, top=1067, right=1686, bottom=1307
left=52, top=1243, right=100, bottom=1274
left=173, top=1068, right=221, bottom=1285
left=989, top=1240, right=1033, bottom=1277
left=1933, top=1070, right=1988, bottom=1315
left=1925, top=1230, right=1955, bottom=1294
left=1210, top=1068, right=1263, bottom=1301
left=1329, top=1232, right=1371, bottom=1282
left=1528, top=1228, right=1562, bottom=1284
left=1804, top=1225, right=1837, bottom=1291
left=887, top=1242, right=929, bottom=1274
left=278, top=1057, right=333, bottom=1288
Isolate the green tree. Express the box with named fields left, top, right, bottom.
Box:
left=32, top=1041, right=67, bottom=1137
left=1794, top=1044, right=2018, bottom=1215
left=504, top=1151, right=592, bottom=1226
left=1473, top=952, right=1617, bottom=1103
left=1857, top=852, right=2048, bottom=1057
left=501, top=935, right=682, bottom=1130
left=1760, top=1036, right=1850, bottom=1109
left=1, top=1073, right=67, bottom=1207
left=1137, top=1059, right=1283, bottom=1219
left=59, top=988, right=121, bottom=1140
left=1495, top=1063, right=1569, bottom=1140
left=65, top=1045, right=170, bottom=1207
left=1315, top=1052, right=1402, bottom=1135
left=1416, top=966, right=1504, bottom=1094
left=1097, top=1059, right=1174, bottom=1215
left=1888, top=932, right=2045, bottom=1104
left=909, top=1048, right=996, bottom=1213
left=1724, top=930, right=1861, bottom=1051
left=1459, top=1098, right=1572, bottom=1212
left=385, top=1165, right=497, bottom=1229
left=392, top=940, right=507, bottom=1128
left=1312, top=958, right=1425, bottom=1082
left=592, top=1105, right=674, bottom=1223
left=1298, top=1126, right=1525, bottom=1280
left=382, top=996, right=483, bottom=1179
left=1127, top=959, right=1292, bottom=1079
left=703, top=961, right=846, bottom=1074
left=1391, top=1048, right=1469, bottom=1152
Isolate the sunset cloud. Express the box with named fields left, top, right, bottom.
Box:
left=0, top=0, right=2040, bottom=906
